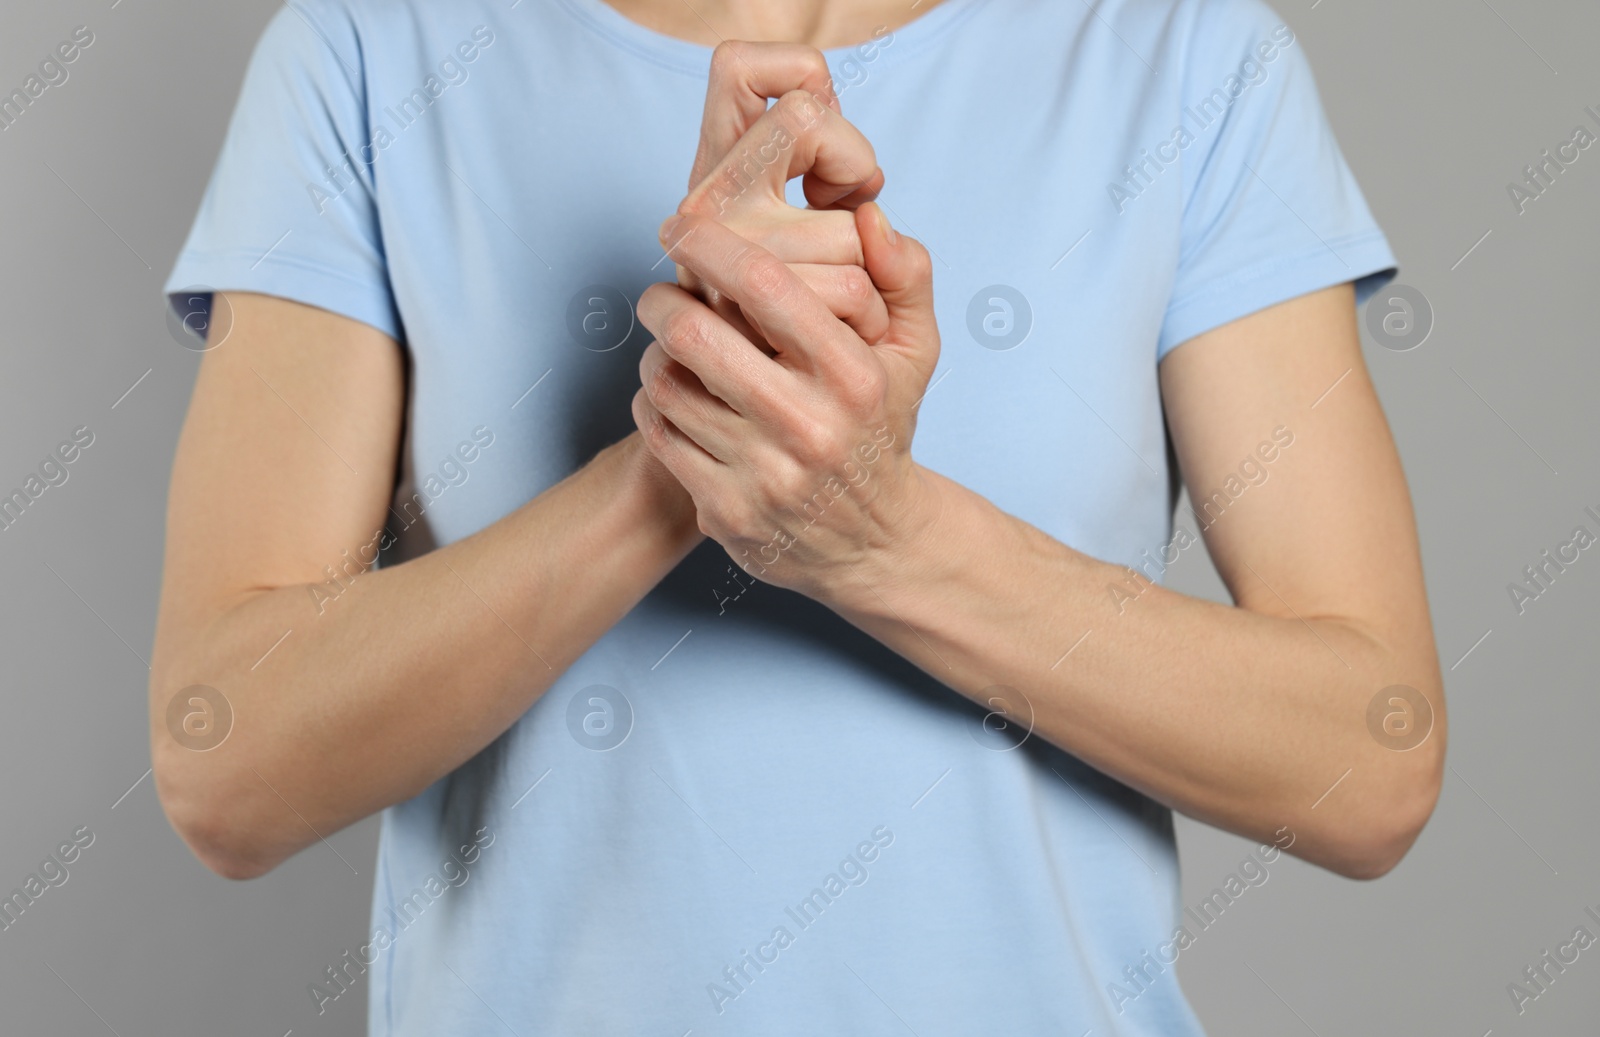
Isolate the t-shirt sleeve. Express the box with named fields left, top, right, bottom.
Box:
left=1157, top=0, right=1396, bottom=360
left=163, top=0, right=401, bottom=342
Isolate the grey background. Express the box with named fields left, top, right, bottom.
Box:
left=1, top=0, right=1595, bottom=1033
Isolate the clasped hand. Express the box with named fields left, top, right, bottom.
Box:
left=631, top=42, right=943, bottom=600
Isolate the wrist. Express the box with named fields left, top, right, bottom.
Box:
left=615, top=432, right=703, bottom=555
left=824, top=461, right=951, bottom=613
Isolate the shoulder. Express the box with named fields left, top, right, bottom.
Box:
left=1173, top=0, right=1292, bottom=37
left=1166, top=0, right=1302, bottom=71
left=258, top=0, right=512, bottom=54
left=248, top=0, right=514, bottom=96
left=1128, top=0, right=1313, bottom=131
left=1008, top=0, right=1295, bottom=73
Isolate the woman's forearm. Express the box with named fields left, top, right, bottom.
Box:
left=825, top=466, right=1445, bottom=879
left=150, top=434, right=701, bottom=878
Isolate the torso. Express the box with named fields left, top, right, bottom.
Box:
left=311, top=0, right=1290, bottom=1031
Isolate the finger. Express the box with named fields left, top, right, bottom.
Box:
left=681, top=90, right=881, bottom=221
left=637, top=282, right=793, bottom=415
left=639, top=342, right=747, bottom=464
left=857, top=202, right=939, bottom=351
left=632, top=388, right=720, bottom=491
left=723, top=206, right=862, bottom=267
left=712, top=262, right=888, bottom=354
left=689, top=42, right=839, bottom=194
left=662, top=214, right=868, bottom=382
left=790, top=263, right=890, bottom=343
left=689, top=43, right=882, bottom=212
left=674, top=205, right=863, bottom=313
left=810, top=173, right=887, bottom=212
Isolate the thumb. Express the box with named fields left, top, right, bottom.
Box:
left=856, top=202, right=938, bottom=356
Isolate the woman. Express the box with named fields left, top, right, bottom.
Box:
left=150, top=0, right=1444, bottom=1032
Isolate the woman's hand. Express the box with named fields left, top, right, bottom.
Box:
left=684, top=41, right=885, bottom=212
left=673, top=42, right=891, bottom=346
left=631, top=42, right=894, bottom=529
left=632, top=203, right=941, bottom=600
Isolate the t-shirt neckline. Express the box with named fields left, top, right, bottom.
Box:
left=554, top=0, right=986, bottom=76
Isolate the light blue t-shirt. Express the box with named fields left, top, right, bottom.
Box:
left=166, top=0, right=1395, bottom=1033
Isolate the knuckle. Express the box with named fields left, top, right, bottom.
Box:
left=679, top=193, right=717, bottom=218
left=644, top=416, right=674, bottom=454
left=634, top=394, right=672, bottom=452
left=709, top=41, right=749, bottom=78
left=723, top=500, right=760, bottom=540
left=644, top=358, right=679, bottom=405
left=840, top=363, right=887, bottom=412
left=791, top=421, right=844, bottom=468
left=739, top=252, right=792, bottom=302
left=767, top=462, right=812, bottom=509
left=837, top=265, right=873, bottom=309
left=660, top=308, right=713, bottom=362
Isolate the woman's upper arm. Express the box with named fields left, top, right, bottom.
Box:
left=1158, top=283, right=1440, bottom=679
left=151, top=291, right=405, bottom=677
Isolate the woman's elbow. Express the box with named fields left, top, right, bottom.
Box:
left=181, top=821, right=280, bottom=882
left=1330, top=741, right=1445, bottom=881
left=153, top=752, right=285, bottom=881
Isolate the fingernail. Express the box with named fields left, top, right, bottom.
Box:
left=879, top=206, right=898, bottom=246
left=659, top=214, right=685, bottom=242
